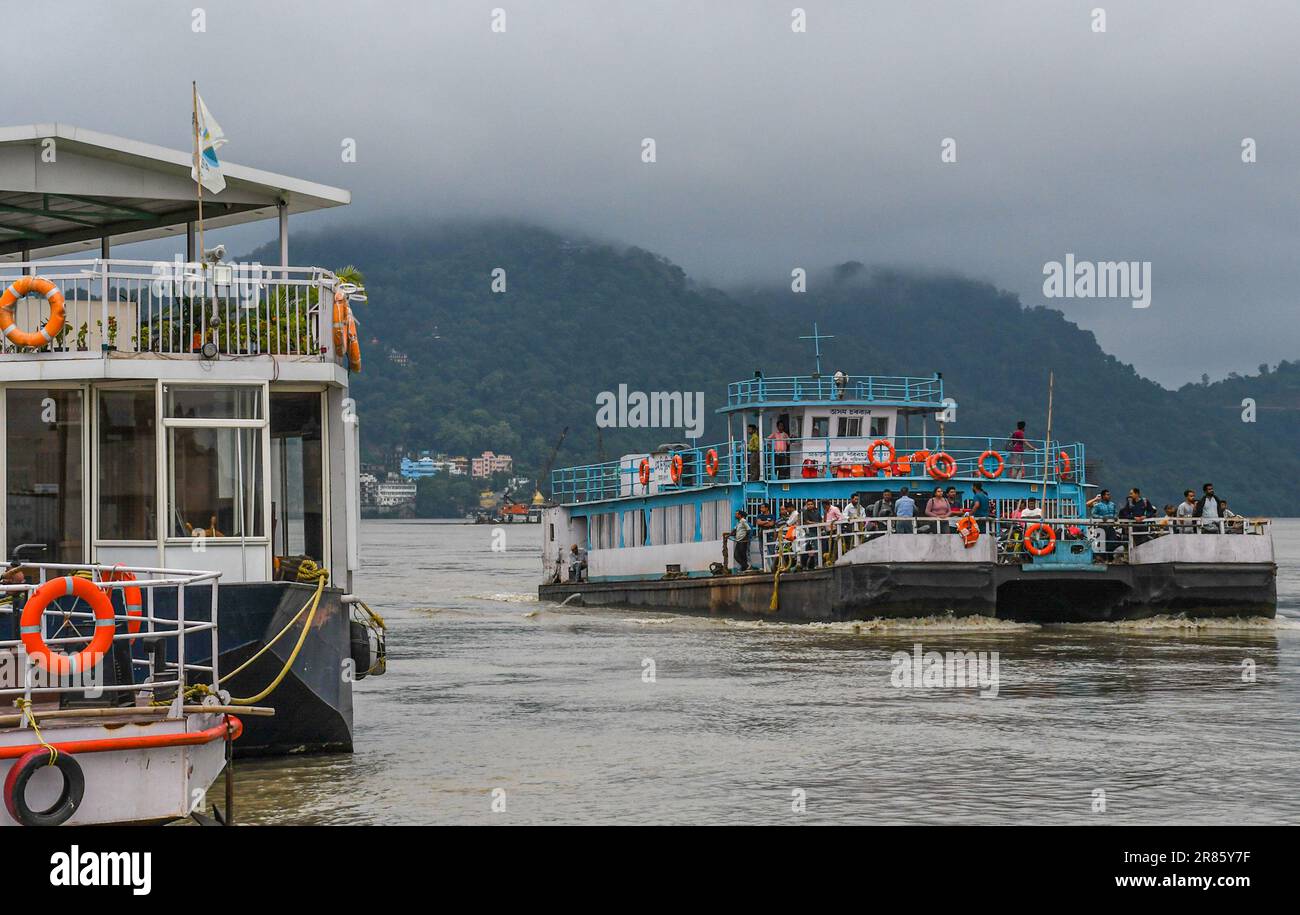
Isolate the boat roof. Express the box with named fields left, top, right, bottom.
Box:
left=718, top=373, right=949, bottom=414
left=0, top=124, right=350, bottom=259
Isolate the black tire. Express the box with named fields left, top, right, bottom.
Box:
left=4, top=747, right=85, bottom=826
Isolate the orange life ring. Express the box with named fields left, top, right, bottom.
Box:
left=926, top=451, right=956, bottom=481
left=704, top=449, right=719, bottom=477
left=977, top=450, right=1004, bottom=479
left=956, top=515, right=979, bottom=547
left=331, top=290, right=350, bottom=350
left=867, top=439, right=895, bottom=470
left=669, top=454, right=684, bottom=484
left=0, top=276, right=66, bottom=349
left=101, top=567, right=143, bottom=637
left=345, top=312, right=361, bottom=372
left=1024, top=523, right=1056, bottom=556
left=638, top=458, right=651, bottom=487
left=1056, top=450, right=1073, bottom=481
left=20, top=576, right=117, bottom=676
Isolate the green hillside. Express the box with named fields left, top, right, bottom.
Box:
left=246, top=222, right=1284, bottom=514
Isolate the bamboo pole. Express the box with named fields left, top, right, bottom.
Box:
left=1042, top=370, right=1055, bottom=518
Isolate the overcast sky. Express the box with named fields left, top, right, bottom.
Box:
left=5, top=0, right=1299, bottom=386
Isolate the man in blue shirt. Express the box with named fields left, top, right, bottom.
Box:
left=971, top=482, right=992, bottom=532
left=894, top=487, right=916, bottom=533
left=1088, top=489, right=1118, bottom=556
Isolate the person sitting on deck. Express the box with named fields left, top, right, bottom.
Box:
left=1155, top=504, right=1177, bottom=535
left=1195, top=483, right=1222, bottom=533
left=1007, top=420, right=1037, bottom=479
left=1220, top=499, right=1245, bottom=534
left=746, top=425, right=761, bottom=481
left=568, top=544, right=588, bottom=582
left=894, top=487, right=916, bottom=533
left=924, top=486, right=952, bottom=533
left=1087, top=490, right=1118, bottom=555
left=769, top=420, right=791, bottom=480
left=1175, top=489, right=1197, bottom=533
left=732, top=510, right=752, bottom=572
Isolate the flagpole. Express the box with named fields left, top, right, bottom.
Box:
left=1042, top=370, right=1055, bottom=518
left=192, top=81, right=204, bottom=262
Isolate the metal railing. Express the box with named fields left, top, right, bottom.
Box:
left=0, top=562, right=221, bottom=709
left=730, top=514, right=1269, bottom=572
left=0, top=258, right=341, bottom=361
left=550, top=438, right=748, bottom=503
left=726, top=373, right=944, bottom=409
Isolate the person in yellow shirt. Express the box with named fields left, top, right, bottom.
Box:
left=746, top=424, right=760, bottom=481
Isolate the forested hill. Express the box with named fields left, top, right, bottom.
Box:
left=246, top=222, right=1287, bottom=514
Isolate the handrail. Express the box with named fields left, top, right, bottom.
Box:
left=725, top=374, right=944, bottom=408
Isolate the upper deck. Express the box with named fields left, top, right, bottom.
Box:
left=720, top=373, right=946, bottom=413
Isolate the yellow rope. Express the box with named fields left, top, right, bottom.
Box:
left=221, top=562, right=328, bottom=706
left=15, top=698, right=58, bottom=765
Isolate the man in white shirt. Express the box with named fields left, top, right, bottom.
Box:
left=1174, top=489, right=1196, bottom=533
left=842, top=493, right=867, bottom=546
left=1019, top=498, right=1043, bottom=521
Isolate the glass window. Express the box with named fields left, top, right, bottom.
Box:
left=811, top=416, right=830, bottom=437
left=168, top=427, right=263, bottom=537
left=6, top=389, right=83, bottom=563
left=270, top=392, right=324, bottom=561
left=870, top=417, right=890, bottom=437
left=98, top=390, right=156, bottom=540
left=165, top=385, right=261, bottom=420
left=836, top=417, right=863, bottom=437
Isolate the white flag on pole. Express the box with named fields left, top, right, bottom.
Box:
left=192, top=92, right=228, bottom=194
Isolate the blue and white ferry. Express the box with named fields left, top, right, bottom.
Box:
left=540, top=339, right=1275, bottom=622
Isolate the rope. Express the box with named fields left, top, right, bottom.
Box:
left=221, top=561, right=329, bottom=706
left=15, top=698, right=58, bottom=766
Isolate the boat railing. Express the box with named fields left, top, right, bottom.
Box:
left=0, top=561, right=221, bottom=713
left=0, top=257, right=343, bottom=363
left=726, top=373, right=944, bottom=409
left=550, top=438, right=747, bottom=503
left=742, top=515, right=1269, bottom=571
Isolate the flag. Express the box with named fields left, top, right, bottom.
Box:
left=191, top=91, right=227, bottom=194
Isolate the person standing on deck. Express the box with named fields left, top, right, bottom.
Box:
left=924, top=486, right=952, bottom=533
left=1088, top=490, right=1118, bottom=555
left=732, top=510, right=752, bottom=572
left=1007, top=421, right=1037, bottom=479
left=1120, top=488, right=1158, bottom=546
left=895, top=487, right=916, bottom=533
left=746, top=424, right=761, bottom=481
left=1195, top=483, right=1222, bottom=533
left=802, top=500, right=824, bottom=567
left=971, top=482, right=992, bottom=532
left=1175, top=489, right=1197, bottom=533
left=822, top=500, right=843, bottom=560
left=869, top=489, right=895, bottom=531
left=843, top=493, right=867, bottom=546
left=769, top=420, right=791, bottom=480
left=753, top=504, right=778, bottom=569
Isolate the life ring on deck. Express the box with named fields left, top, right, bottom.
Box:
left=639, top=459, right=651, bottom=487
left=977, top=450, right=1004, bottom=479
left=0, top=276, right=66, bottom=349
left=704, top=449, right=719, bottom=477
left=331, top=290, right=350, bottom=350
left=19, top=576, right=116, bottom=676
left=867, top=439, right=895, bottom=470
left=1056, top=450, right=1073, bottom=481
left=956, top=515, right=979, bottom=547
left=1024, top=523, right=1056, bottom=556
left=669, top=454, right=684, bottom=484
left=345, top=312, right=361, bottom=372
left=3, top=747, right=84, bottom=827
left=101, top=567, right=143, bottom=638
left=926, top=452, right=956, bottom=481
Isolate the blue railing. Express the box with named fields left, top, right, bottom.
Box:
left=724, top=374, right=944, bottom=410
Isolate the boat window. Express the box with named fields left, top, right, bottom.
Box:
left=270, top=391, right=324, bottom=562
left=810, top=416, right=830, bottom=437
left=870, top=416, right=890, bottom=437
left=836, top=417, right=863, bottom=437
left=97, top=389, right=157, bottom=541
left=5, top=389, right=84, bottom=563
left=168, top=427, right=264, bottom=538
left=165, top=385, right=261, bottom=420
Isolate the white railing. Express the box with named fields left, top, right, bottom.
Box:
left=733, top=515, right=1270, bottom=572
left=0, top=258, right=339, bottom=360
left=0, top=562, right=221, bottom=710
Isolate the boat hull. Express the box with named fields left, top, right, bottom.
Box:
left=539, top=560, right=1277, bottom=623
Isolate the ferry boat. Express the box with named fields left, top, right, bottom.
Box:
left=0, top=124, right=385, bottom=756
left=539, top=344, right=1276, bottom=622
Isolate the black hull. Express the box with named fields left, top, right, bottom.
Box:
left=539, top=561, right=1277, bottom=623
left=153, top=581, right=354, bottom=757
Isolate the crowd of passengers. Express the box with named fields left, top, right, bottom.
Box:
left=727, top=481, right=1248, bottom=573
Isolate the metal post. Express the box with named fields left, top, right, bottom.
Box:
left=186, top=222, right=196, bottom=262
left=278, top=202, right=289, bottom=267
left=20, top=246, right=30, bottom=275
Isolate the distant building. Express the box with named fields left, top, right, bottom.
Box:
left=401, top=455, right=439, bottom=479
left=388, top=348, right=409, bottom=366
left=471, top=450, right=513, bottom=478
left=360, top=473, right=379, bottom=506
left=450, top=457, right=469, bottom=476
left=376, top=481, right=417, bottom=508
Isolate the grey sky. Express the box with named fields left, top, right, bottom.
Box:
left=5, top=0, right=1299, bottom=386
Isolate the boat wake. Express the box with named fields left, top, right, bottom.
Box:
left=1062, top=614, right=1300, bottom=633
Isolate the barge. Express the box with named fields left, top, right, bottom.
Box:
left=539, top=345, right=1275, bottom=622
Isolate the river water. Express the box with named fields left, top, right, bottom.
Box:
left=230, top=519, right=1300, bottom=825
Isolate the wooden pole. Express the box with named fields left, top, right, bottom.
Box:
left=1042, top=371, right=1055, bottom=517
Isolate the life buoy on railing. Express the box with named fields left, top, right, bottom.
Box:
left=704, top=449, right=719, bottom=477
left=101, top=566, right=143, bottom=639
left=926, top=451, right=956, bottom=481
left=345, top=312, right=362, bottom=372
left=3, top=747, right=84, bottom=827
left=1056, top=450, right=1073, bottom=481
left=19, top=576, right=116, bottom=676
left=0, top=276, right=66, bottom=349
left=867, top=439, right=895, bottom=470
left=1024, top=523, right=1056, bottom=556
left=669, top=454, right=684, bottom=484
left=956, top=515, right=979, bottom=547
left=331, top=290, right=350, bottom=350
left=977, top=449, right=1004, bottom=479
left=638, top=458, right=651, bottom=487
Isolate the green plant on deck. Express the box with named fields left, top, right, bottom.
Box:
left=76, top=322, right=88, bottom=351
